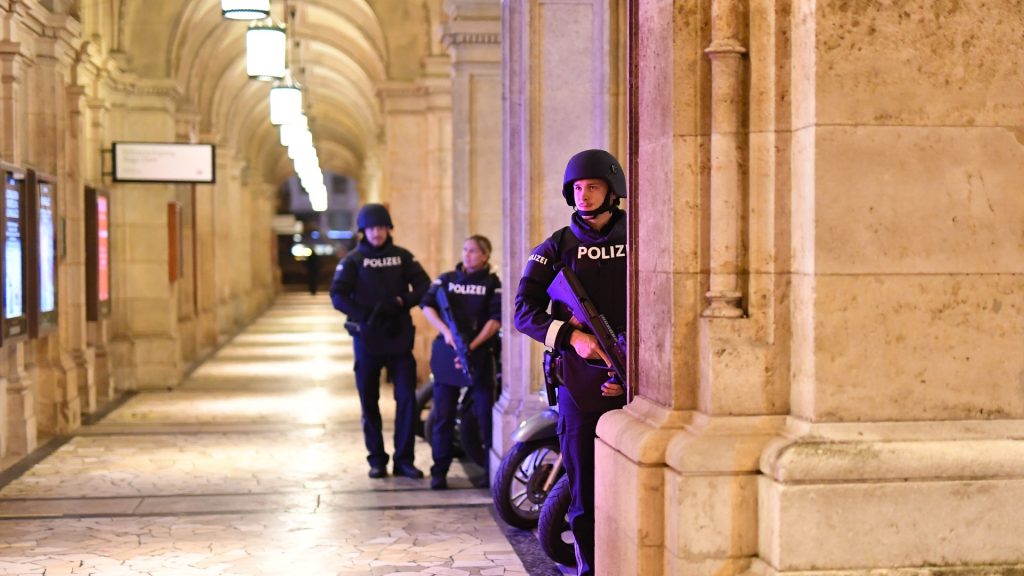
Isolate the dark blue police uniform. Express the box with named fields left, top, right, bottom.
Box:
left=330, top=236, right=430, bottom=474
left=514, top=208, right=627, bottom=575
left=420, top=264, right=502, bottom=479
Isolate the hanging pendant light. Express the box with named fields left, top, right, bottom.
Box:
left=270, top=74, right=303, bottom=125
left=279, top=114, right=308, bottom=147
left=246, top=19, right=286, bottom=80
left=222, top=0, right=270, bottom=20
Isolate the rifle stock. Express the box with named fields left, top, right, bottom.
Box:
left=546, top=267, right=627, bottom=383
left=435, top=287, right=476, bottom=383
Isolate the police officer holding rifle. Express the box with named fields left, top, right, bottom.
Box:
left=514, top=149, right=628, bottom=575
left=421, top=235, right=502, bottom=490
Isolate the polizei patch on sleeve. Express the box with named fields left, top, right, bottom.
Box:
left=577, top=244, right=626, bottom=260
left=363, top=256, right=402, bottom=268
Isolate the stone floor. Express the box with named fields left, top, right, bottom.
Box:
left=0, top=293, right=562, bottom=576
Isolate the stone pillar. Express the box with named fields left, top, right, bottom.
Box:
left=498, top=0, right=622, bottom=463
left=0, top=17, right=30, bottom=166
left=174, top=111, right=198, bottom=367
left=601, top=2, right=1024, bottom=575
left=755, top=3, right=1024, bottom=574
left=83, top=94, right=114, bottom=402
left=193, top=152, right=217, bottom=355
left=5, top=344, right=36, bottom=456
left=443, top=0, right=504, bottom=469
left=443, top=0, right=502, bottom=268
left=29, top=12, right=82, bottom=435
left=234, top=164, right=254, bottom=324
left=212, top=148, right=240, bottom=341
left=596, top=0, right=793, bottom=574
left=106, top=87, right=182, bottom=389
left=703, top=0, right=746, bottom=319
left=0, top=5, right=36, bottom=457
left=65, top=84, right=94, bottom=414
left=378, top=57, right=452, bottom=381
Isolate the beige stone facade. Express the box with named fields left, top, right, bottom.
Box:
left=0, top=0, right=1020, bottom=574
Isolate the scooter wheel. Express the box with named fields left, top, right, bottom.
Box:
left=491, top=438, right=561, bottom=529
left=537, top=474, right=576, bottom=568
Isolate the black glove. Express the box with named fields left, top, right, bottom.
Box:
left=368, top=298, right=402, bottom=331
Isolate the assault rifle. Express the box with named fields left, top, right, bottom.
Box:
left=435, top=287, right=476, bottom=383
left=546, top=266, right=627, bottom=386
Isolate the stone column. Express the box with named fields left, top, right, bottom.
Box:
left=755, top=3, right=1024, bottom=574
left=443, top=0, right=502, bottom=268
left=193, top=160, right=218, bottom=355
left=174, top=110, right=198, bottom=367
left=596, top=1, right=790, bottom=574
left=106, top=86, right=182, bottom=389
left=212, top=148, right=240, bottom=341
left=5, top=344, right=36, bottom=456
left=703, top=0, right=746, bottom=318
left=378, top=57, right=452, bottom=381
left=0, top=6, right=37, bottom=457
left=83, top=95, right=114, bottom=402
left=498, top=0, right=622, bottom=462
left=65, top=84, right=94, bottom=413
left=443, top=0, right=504, bottom=469
left=0, top=20, right=30, bottom=165
left=29, top=12, right=82, bottom=434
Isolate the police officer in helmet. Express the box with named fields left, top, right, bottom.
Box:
left=330, top=203, right=431, bottom=479
left=514, top=149, right=628, bottom=576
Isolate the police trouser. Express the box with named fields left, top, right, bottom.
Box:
left=429, top=378, right=493, bottom=478
left=352, top=338, right=417, bottom=469
left=557, top=394, right=603, bottom=576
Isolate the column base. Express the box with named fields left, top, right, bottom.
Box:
left=759, top=418, right=1024, bottom=572
left=595, top=397, right=695, bottom=576
left=748, top=558, right=1024, bottom=576
left=71, top=347, right=96, bottom=414
left=5, top=384, right=37, bottom=457
left=131, top=335, right=182, bottom=389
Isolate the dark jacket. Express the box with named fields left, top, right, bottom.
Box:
left=330, top=237, right=430, bottom=355
left=421, top=263, right=502, bottom=386
left=514, top=209, right=627, bottom=413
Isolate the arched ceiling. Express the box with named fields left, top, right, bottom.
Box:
left=116, top=0, right=441, bottom=188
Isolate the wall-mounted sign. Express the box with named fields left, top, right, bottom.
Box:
left=38, top=182, right=55, bottom=313
left=27, top=170, right=58, bottom=337
left=112, top=142, right=216, bottom=184
left=86, top=187, right=112, bottom=321
left=2, top=166, right=28, bottom=340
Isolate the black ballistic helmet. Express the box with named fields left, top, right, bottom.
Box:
left=561, top=149, right=627, bottom=207
left=356, top=203, right=393, bottom=230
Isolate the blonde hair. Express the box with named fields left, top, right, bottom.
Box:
left=466, top=234, right=492, bottom=257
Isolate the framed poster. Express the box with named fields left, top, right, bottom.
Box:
left=1, top=165, right=28, bottom=340
left=85, top=187, right=111, bottom=321
left=27, top=170, right=58, bottom=337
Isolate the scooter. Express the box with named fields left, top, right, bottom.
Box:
left=492, top=348, right=564, bottom=528
left=491, top=403, right=562, bottom=529
left=491, top=349, right=576, bottom=567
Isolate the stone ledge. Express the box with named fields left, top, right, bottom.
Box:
left=596, top=397, right=694, bottom=465
left=748, top=559, right=1024, bottom=576
left=761, top=418, right=1024, bottom=483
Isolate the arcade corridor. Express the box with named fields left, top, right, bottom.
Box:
left=0, top=294, right=546, bottom=576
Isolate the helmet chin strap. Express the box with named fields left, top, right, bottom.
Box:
left=575, top=193, right=614, bottom=218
